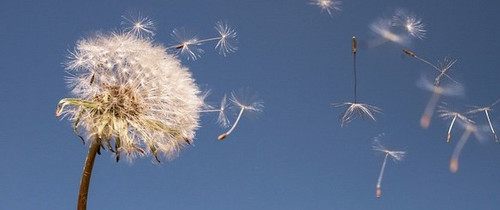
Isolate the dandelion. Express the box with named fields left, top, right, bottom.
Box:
left=309, top=0, right=342, bottom=16
left=121, top=13, right=156, bottom=38
left=404, top=49, right=462, bottom=128
left=466, top=99, right=500, bottom=142
left=201, top=94, right=231, bottom=128
left=403, top=49, right=458, bottom=86
left=392, top=9, right=426, bottom=40
left=217, top=90, right=264, bottom=140
left=369, top=18, right=409, bottom=46
left=372, top=137, right=406, bottom=198
left=334, top=102, right=381, bottom=127
left=167, top=21, right=237, bottom=60
left=449, top=122, right=479, bottom=173
left=335, top=36, right=381, bottom=126
left=56, top=30, right=204, bottom=208
left=438, top=105, right=474, bottom=143
left=416, top=76, right=464, bottom=129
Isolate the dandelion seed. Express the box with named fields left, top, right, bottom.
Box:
left=334, top=37, right=381, bottom=126
left=121, top=13, right=156, bottom=38
left=217, top=90, right=263, bottom=141
left=167, top=21, right=238, bottom=60
left=450, top=122, right=477, bottom=173
left=310, top=0, right=342, bottom=16
left=416, top=76, right=464, bottom=129
left=168, top=28, right=204, bottom=60
left=403, top=48, right=458, bottom=86
left=392, top=9, right=426, bottom=40
left=215, top=21, right=238, bottom=56
left=202, top=94, right=231, bottom=128
left=57, top=29, right=204, bottom=208
left=370, top=18, right=408, bottom=45
left=334, top=102, right=381, bottom=127
left=467, top=99, right=500, bottom=142
left=438, top=105, right=474, bottom=143
left=373, top=137, right=406, bottom=198
left=404, top=49, right=462, bottom=128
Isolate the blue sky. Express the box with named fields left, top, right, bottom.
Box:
left=1, top=0, right=500, bottom=209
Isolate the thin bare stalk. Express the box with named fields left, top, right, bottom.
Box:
left=166, top=37, right=221, bottom=50
left=218, top=106, right=245, bottom=140
left=484, top=110, right=499, bottom=142
left=376, top=153, right=389, bottom=198
left=78, top=140, right=101, bottom=210
left=352, top=36, right=357, bottom=103
left=447, top=115, right=457, bottom=143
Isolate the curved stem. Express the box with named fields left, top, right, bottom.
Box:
left=218, top=106, right=245, bottom=140
left=78, top=139, right=101, bottom=210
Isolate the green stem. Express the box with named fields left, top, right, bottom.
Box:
left=78, top=140, right=101, bottom=210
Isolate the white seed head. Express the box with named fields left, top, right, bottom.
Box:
left=121, top=13, right=156, bottom=39
left=310, top=0, right=342, bottom=16
left=416, top=76, right=464, bottom=96
left=370, top=18, right=409, bottom=45
left=215, top=21, right=238, bottom=56
left=392, top=9, right=426, bottom=40
left=334, top=102, right=382, bottom=127
left=373, top=138, right=406, bottom=162
left=438, top=107, right=473, bottom=124
left=62, top=32, right=204, bottom=161
left=217, top=94, right=231, bottom=128
left=170, top=28, right=204, bottom=60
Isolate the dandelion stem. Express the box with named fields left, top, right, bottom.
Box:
left=352, top=36, right=357, bottom=103
left=484, top=110, right=499, bottom=142
left=196, top=36, right=222, bottom=43
left=78, top=139, right=101, bottom=210
left=447, top=115, right=457, bottom=143
left=166, top=36, right=221, bottom=50
left=376, top=153, right=389, bottom=198
left=218, top=106, right=245, bottom=140
left=450, top=127, right=473, bottom=173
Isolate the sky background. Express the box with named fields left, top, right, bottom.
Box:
left=1, top=0, right=500, bottom=209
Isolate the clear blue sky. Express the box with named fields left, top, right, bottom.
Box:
left=1, top=0, right=500, bottom=209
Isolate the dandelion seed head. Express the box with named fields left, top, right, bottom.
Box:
left=215, top=21, right=238, bottom=56
left=373, top=138, right=406, bottom=162
left=121, top=13, right=156, bottom=39
left=417, top=76, right=464, bottom=96
left=438, top=107, right=474, bottom=124
left=230, top=90, right=264, bottom=114
left=438, top=58, right=457, bottom=75
left=334, top=102, right=382, bottom=127
left=217, top=94, right=231, bottom=128
left=170, top=28, right=204, bottom=60
left=467, top=99, right=500, bottom=114
left=60, top=32, right=204, bottom=161
left=370, top=18, right=409, bottom=45
left=310, top=0, right=342, bottom=16
left=392, top=9, right=426, bottom=40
